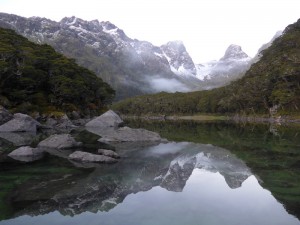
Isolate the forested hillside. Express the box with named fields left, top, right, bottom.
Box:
left=0, top=28, right=115, bottom=116
left=113, top=19, right=300, bottom=117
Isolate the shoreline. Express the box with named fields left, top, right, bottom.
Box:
left=121, top=114, right=300, bottom=125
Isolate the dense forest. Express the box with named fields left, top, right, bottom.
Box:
left=0, top=28, right=115, bottom=116
left=113, top=19, right=300, bottom=117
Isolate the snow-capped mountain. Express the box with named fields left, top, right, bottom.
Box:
left=161, top=41, right=197, bottom=76
left=196, top=44, right=252, bottom=89
left=1, top=13, right=272, bottom=99
left=0, top=13, right=202, bottom=99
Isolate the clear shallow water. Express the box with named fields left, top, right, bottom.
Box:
left=0, top=122, right=300, bottom=225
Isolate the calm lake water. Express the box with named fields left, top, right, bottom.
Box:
left=0, top=120, right=299, bottom=225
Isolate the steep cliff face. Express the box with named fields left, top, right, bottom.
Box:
left=161, top=41, right=197, bottom=76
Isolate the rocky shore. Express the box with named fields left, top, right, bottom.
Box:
left=0, top=108, right=166, bottom=165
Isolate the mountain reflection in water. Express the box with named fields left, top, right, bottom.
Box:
left=0, top=140, right=299, bottom=225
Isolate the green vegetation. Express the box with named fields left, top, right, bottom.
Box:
left=0, top=28, right=115, bottom=116
left=113, top=19, right=300, bottom=117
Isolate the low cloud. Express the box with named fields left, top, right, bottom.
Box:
left=147, top=76, right=190, bottom=93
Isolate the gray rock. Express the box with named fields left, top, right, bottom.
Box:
left=0, top=106, right=13, bottom=125
left=69, top=151, right=117, bottom=163
left=43, top=148, right=73, bottom=159
left=71, top=111, right=81, bottom=120
left=98, top=149, right=120, bottom=159
left=0, top=132, right=37, bottom=146
left=45, top=118, right=58, bottom=127
left=85, top=110, right=123, bottom=128
left=38, top=134, right=82, bottom=149
left=45, top=115, right=77, bottom=130
left=0, top=113, right=41, bottom=132
left=72, top=118, right=91, bottom=126
left=8, top=146, right=44, bottom=162
left=98, top=126, right=162, bottom=143
left=56, top=115, right=77, bottom=129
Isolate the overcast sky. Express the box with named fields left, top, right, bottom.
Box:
left=0, top=0, right=299, bottom=62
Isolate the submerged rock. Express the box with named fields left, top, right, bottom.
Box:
left=0, top=113, right=41, bottom=132
left=38, top=134, right=82, bottom=149
left=98, top=126, right=162, bottom=143
left=85, top=110, right=123, bottom=128
left=8, top=146, right=44, bottom=162
left=69, top=151, right=118, bottom=163
left=98, top=149, right=120, bottom=159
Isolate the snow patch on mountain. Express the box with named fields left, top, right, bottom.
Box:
left=195, top=44, right=252, bottom=88
left=161, top=41, right=197, bottom=77
left=65, top=17, right=77, bottom=25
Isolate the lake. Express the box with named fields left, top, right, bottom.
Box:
left=0, top=120, right=299, bottom=225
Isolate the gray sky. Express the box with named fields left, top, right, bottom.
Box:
left=1, top=0, right=299, bottom=62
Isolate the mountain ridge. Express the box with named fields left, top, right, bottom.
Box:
left=0, top=13, right=205, bottom=99
left=0, top=13, right=260, bottom=100
left=113, top=18, right=300, bottom=116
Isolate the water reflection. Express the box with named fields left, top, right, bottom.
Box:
left=0, top=140, right=299, bottom=225
left=128, top=120, right=300, bottom=218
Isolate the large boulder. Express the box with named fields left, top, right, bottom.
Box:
left=0, top=113, right=41, bottom=132
left=85, top=110, right=123, bottom=128
left=0, top=132, right=38, bottom=146
left=0, top=106, right=13, bottom=125
left=8, top=146, right=44, bottom=162
left=38, top=134, right=82, bottom=149
left=98, top=149, right=120, bottom=159
left=69, top=151, right=117, bottom=163
left=98, top=126, right=162, bottom=143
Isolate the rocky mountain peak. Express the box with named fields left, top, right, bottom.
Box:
left=220, top=44, right=249, bottom=61
left=196, top=44, right=252, bottom=88
left=100, top=21, right=117, bottom=30
left=60, top=16, right=103, bottom=33
left=99, top=21, right=129, bottom=42
left=161, top=41, right=197, bottom=76
left=60, top=16, right=78, bottom=25
left=163, top=40, right=186, bottom=53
